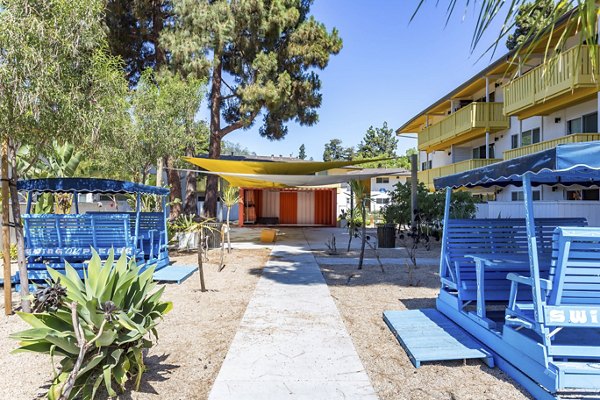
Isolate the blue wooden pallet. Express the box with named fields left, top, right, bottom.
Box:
left=383, top=308, right=494, bottom=368
left=153, top=264, right=196, bottom=284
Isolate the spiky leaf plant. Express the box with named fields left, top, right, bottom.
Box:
left=10, top=251, right=173, bottom=399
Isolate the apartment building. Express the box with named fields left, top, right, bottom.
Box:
left=397, top=24, right=600, bottom=225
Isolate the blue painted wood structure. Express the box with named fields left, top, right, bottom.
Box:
left=153, top=265, right=197, bottom=284
left=17, top=178, right=170, bottom=283
left=383, top=309, right=494, bottom=368
left=434, top=143, right=600, bottom=398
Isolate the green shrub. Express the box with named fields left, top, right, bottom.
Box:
left=10, top=251, right=172, bottom=399
left=384, top=181, right=479, bottom=226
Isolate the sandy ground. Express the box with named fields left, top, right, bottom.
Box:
left=317, top=241, right=531, bottom=400
left=0, top=247, right=270, bottom=400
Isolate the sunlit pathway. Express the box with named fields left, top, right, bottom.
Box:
left=208, top=232, right=377, bottom=400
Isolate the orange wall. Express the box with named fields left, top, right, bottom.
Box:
left=240, top=188, right=336, bottom=226
left=279, top=191, right=298, bottom=224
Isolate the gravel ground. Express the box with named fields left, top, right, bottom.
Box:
left=317, top=243, right=532, bottom=400
left=0, top=248, right=270, bottom=400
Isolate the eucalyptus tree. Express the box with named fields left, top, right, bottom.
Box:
left=165, top=0, right=343, bottom=217
left=0, top=0, right=129, bottom=311
left=96, top=69, right=208, bottom=218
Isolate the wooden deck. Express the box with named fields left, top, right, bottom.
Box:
left=383, top=308, right=494, bottom=368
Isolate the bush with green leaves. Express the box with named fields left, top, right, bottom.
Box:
left=383, top=181, right=479, bottom=226
left=10, top=251, right=172, bottom=399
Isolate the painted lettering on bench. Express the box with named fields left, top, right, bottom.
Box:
left=548, top=310, right=565, bottom=323
left=546, top=308, right=600, bottom=325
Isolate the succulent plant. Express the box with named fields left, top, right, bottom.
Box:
left=10, top=250, right=172, bottom=399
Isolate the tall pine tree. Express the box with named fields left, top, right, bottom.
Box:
left=105, top=0, right=171, bottom=86
left=505, top=0, right=559, bottom=50
left=298, top=144, right=307, bottom=160
left=165, top=0, right=342, bottom=217
left=356, top=122, right=398, bottom=160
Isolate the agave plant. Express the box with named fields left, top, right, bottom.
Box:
left=10, top=251, right=172, bottom=399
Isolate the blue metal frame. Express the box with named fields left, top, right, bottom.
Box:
left=18, top=178, right=170, bottom=283
left=436, top=148, right=600, bottom=398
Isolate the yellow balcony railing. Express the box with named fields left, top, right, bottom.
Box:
left=418, top=158, right=503, bottom=191
left=418, top=102, right=509, bottom=152
left=503, top=133, right=600, bottom=160
left=504, top=45, right=600, bottom=118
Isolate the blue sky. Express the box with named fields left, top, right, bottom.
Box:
left=221, top=1, right=510, bottom=160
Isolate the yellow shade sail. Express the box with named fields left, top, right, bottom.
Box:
left=197, top=170, right=394, bottom=189
left=182, top=156, right=389, bottom=175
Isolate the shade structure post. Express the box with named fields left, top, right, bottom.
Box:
left=73, top=191, right=79, bottom=214
left=162, top=195, right=168, bottom=246
left=134, top=192, right=141, bottom=253
left=439, top=187, right=452, bottom=281
left=410, top=153, right=418, bottom=227
left=523, top=173, right=544, bottom=325
left=25, top=193, right=33, bottom=214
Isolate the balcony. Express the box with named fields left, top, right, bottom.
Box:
left=418, top=158, right=502, bottom=191
left=418, top=102, right=509, bottom=152
left=504, top=45, right=600, bottom=119
left=503, top=133, right=600, bottom=160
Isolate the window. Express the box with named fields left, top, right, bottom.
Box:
left=567, top=112, right=598, bottom=135
left=472, top=144, right=495, bottom=159
left=511, top=190, right=541, bottom=201
left=584, top=112, right=598, bottom=133
left=567, top=117, right=583, bottom=135
left=375, top=198, right=390, bottom=205
left=421, top=160, right=432, bottom=171
left=375, top=177, right=389, bottom=184
left=511, top=134, right=519, bottom=149
left=566, top=189, right=600, bottom=201
left=521, top=128, right=541, bottom=146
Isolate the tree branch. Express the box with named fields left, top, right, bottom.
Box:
left=59, top=302, right=107, bottom=400
left=219, top=93, right=239, bottom=101
left=217, top=109, right=259, bottom=138
left=221, top=79, right=237, bottom=95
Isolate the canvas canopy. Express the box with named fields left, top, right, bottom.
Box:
left=434, top=142, right=600, bottom=190
left=17, top=178, right=169, bottom=196
left=198, top=171, right=395, bottom=188
left=183, top=156, right=388, bottom=175
left=183, top=156, right=398, bottom=188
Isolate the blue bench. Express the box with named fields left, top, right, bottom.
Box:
left=506, top=227, right=600, bottom=360
left=87, top=211, right=167, bottom=261
left=442, top=218, right=588, bottom=306
left=23, top=213, right=141, bottom=271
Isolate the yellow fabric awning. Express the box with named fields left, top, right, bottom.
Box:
left=182, top=157, right=387, bottom=175
left=196, top=170, right=394, bottom=189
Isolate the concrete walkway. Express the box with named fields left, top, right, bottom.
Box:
left=209, top=232, right=377, bottom=400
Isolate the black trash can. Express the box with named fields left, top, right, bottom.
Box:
left=377, top=224, right=396, bottom=248
left=202, top=222, right=224, bottom=249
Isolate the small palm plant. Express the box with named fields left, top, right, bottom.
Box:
left=221, top=186, right=240, bottom=253
left=350, top=179, right=370, bottom=270
left=10, top=251, right=172, bottom=400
